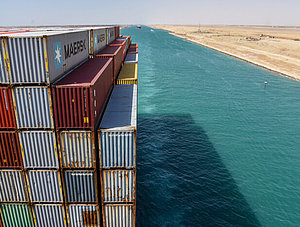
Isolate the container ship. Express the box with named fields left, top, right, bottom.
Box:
left=0, top=25, right=138, bottom=227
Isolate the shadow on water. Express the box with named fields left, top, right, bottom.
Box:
left=137, top=114, right=261, bottom=227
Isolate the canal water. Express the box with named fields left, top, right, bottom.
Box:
left=121, top=26, right=300, bottom=227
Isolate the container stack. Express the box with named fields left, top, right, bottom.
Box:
left=98, top=83, right=137, bottom=227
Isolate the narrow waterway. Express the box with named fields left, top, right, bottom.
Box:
left=122, top=26, right=300, bottom=227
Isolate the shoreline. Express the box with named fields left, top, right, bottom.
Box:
left=150, top=26, right=300, bottom=82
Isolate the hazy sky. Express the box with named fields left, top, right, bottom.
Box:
left=1, top=0, right=299, bottom=26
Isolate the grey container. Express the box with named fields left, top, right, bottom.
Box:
left=58, top=131, right=95, bottom=168
left=19, top=131, right=59, bottom=169
left=104, top=204, right=135, bottom=227
left=33, top=204, right=66, bottom=227
left=13, top=87, right=54, bottom=129
left=107, top=27, right=115, bottom=44
left=98, top=85, right=137, bottom=169
left=67, top=204, right=100, bottom=227
left=90, top=27, right=107, bottom=55
left=0, top=170, right=27, bottom=202
left=124, top=53, right=138, bottom=64
left=27, top=170, right=62, bottom=202
left=0, top=30, right=89, bottom=84
left=64, top=170, right=97, bottom=203
left=102, top=170, right=135, bottom=203
left=0, top=40, right=9, bottom=84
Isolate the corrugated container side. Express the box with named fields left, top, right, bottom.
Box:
left=0, top=40, right=9, bottom=84
left=59, top=131, right=95, bottom=168
left=19, top=131, right=58, bottom=169
left=33, top=204, right=66, bottom=227
left=0, top=131, right=23, bottom=168
left=0, top=87, right=17, bottom=129
left=27, top=170, right=62, bottom=202
left=52, top=58, right=113, bottom=129
left=117, top=63, right=138, bottom=85
left=13, top=87, right=54, bottom=129
left=100, top=131, right=135, bottom=168
left=0, top=170, right=27, bottom=202
left=107, top=28, right=115, bottom=44
left=64, top=170, right=97, bottom=203
left=109, top=40, right=127, bottom=61
left=0, top=204, right=34, bottom=227
left=115, top=26, right=120, bottom=39
left=104, top=204, right=134, bottom=227
left=102, top=170, right=135, bottom=203
left=67, top=205, right=100, bottom=227
left=6, top=37, right=46, bottom=84
left=91, top=28, right=107, bottom=55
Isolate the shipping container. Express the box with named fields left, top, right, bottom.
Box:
left=0, top=170, right=27, bottom=202
left=0, top=87, right=16, bottom=129
left=96, top=46, right=122, bottom=81
left=13, top=87, right=54, bottom=129
left=33, top=204, right=66, bottom=227
left=0, top=131, right=23, bottom=168
left=115, top=26, right=120, bottom=40
left=19, top=131, right=58, bottom=169
left=0, top=30, right=89, bottom=84
left=64, top=170, right=97, bottom=203
left=67, top=204, right=100, bottom=227
left=90, top=27, right=107, bottom=55
left=58, top=131, right=96, bottom=168
left=0, top=204, right=34, bottom=227
left=52, top=57, right=113, bottom=129
left=103, top=204, right=135, bottom=227
left=107, top=27, right=115, bottom=45
left=124, top=53, right=138, bottom=65
left=27, top=170, right=62, bottom=202
left=128, top=46, right=138, bottom=54
left=117, top=64, right=138, bottom=85
left=102, top=170, right=135, bottom=203
left=117, top=35, right=131, bottom=52
left=99, top=85, right=137, bottom=169
left=129, top=43, right=138, bottom=49
left=109, top=40, right=127, bottom=61
left=0, top=41, right=9, bottom=84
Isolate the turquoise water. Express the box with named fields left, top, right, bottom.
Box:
left=122, top=26, right=300, bottom=227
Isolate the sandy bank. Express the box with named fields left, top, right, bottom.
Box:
left=150, top=25, right=300, bottom=82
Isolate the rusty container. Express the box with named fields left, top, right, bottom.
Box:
left=103, top=204, right=135, bottom=227
left=95, top=46, right=122, bottom=82
left=108, top=39, right=127, bottom=61
left=0, top=87, right=16, bottom=129
left=0, top=131, right=23, bottom=168
left=52, top=57, right=113, bottom=130
left=67, top=204, right=100, bottom=226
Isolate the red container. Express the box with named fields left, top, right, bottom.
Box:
left=52, top=58, right=113, bottom=129
left=95, top=46, right=122, bottom=81
left=130, top=43, right=138, bottom=48
left=0, top=131, right=23, bottom=168
left=108, top=40, right=127, bottom=61
left=128, top=46, right=138, bottom=54
left=0, top=87, right=17, bottom=129
left=122, top=35, right=132, bottom=47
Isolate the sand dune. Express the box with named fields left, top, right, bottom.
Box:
left=150, top=25, right=300, bottom=81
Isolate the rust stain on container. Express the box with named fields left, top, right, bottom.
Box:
left=0, top=131, right=23, bottom=168
left=0, top=87, right=16, bottom=129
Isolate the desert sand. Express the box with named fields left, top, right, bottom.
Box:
left=150, top=25, right=300, bottom=81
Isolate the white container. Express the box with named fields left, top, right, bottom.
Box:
left=33, top=204, right=66, bottom=227
left=104, top=204, right=135, bottom=227
left=0, top=40, right=9, bottom=84
left=67, top=204, right=100, bottom=227
left=0, top=30, right=89, bottom=84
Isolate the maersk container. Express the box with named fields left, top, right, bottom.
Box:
left=0, top=30, right=89, bottom=84
left=103, top=204, right=135, bottom=227
left=0, top=170, right=27, bottom=202
left=109, top=40, right=127, bottom=61
left=19, top=131, right=58, bottom=169
left=0, top=87, right=16, bottom=129
left=13, top=87, right=54, bottom=129
left=58, top=131, right=95, bottom=168
left=90, top=27, right=107, bottom=55
left=0, top=131, right=23, bottom=168
left=102, top=170, right=135, bottom=203
left=107, top=27, right=115, bottom=44
left=0, top=41, right=9, bottom=84
left=0, top=204, right=34, bottom=227
left=67, top=204, right=100, bottom=227
left=33, top=204, right=66, bottom=227
left=98, top=85, right=137, bottom=169
left=124, top=53, right=138, bottom=64
left=52, top=57, right=113, bottom=129
left=64, top=170, right=97, bottom=203
left=96, top=46, right=122, bottom=81
left=117, top=64, right=138, bottom=85
left=27, top=170, right=62, bottom=202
